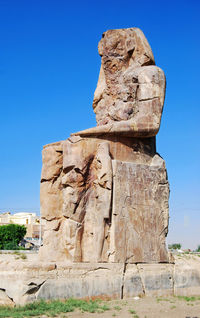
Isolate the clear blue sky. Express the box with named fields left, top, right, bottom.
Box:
left=0, top=0, right=199, bottom=249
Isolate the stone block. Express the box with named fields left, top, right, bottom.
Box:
left=137, top=264, right=174, bottom=296
left=109, top=158, right=169, bottom=263
left=174, top=257, right=200, bottom=296
left=123, top=264, right=144, bottom=298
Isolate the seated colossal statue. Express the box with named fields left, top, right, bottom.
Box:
left=39, top=28, right=169, bottom=264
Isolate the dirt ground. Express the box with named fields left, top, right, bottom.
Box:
left=52, top=296, right=200, bottom=318
left=0, top=250, right=37, bottom=262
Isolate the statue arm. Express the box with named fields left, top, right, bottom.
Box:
left=71, top=108, right=159, bottom=138
left=71, top=66, right=166, bottom=138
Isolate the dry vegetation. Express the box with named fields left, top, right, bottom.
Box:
left=0, top=296, right=200, bottom=318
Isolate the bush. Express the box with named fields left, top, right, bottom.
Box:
left=168, top=243, right=181, bottom=250
left=0, top=224, right=26, bottom=250
left=196, top=245, right=200, bottom=252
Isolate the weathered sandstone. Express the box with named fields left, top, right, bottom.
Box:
left=0, top=254, right=200, bottom=305
left=73, top=28, right=165, bottom=137
left=39, top=28, right=169, bottom=264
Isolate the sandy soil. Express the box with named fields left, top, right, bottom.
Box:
left=0, top=250, right=38, bottom=262
left=56, top=297, right=200, bottom=318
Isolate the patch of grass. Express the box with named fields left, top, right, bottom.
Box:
left=170, top=305, right=176, bottom=309
left=156, top=297, right=170, bottom=302
left=13, top=251, right=27, bottom=260
left=20, top=253, right=27, bottom=260
left=0, top=298, right=110, bottom=317
left=113, top=305, right=121, bottom=311
left=129, top=309, right=136, bottom=314
left=122, top=301, right=128, bottom=306
left=114, top=300, right=121, bottom=305
left=13, top=251, right=21, bottom=256
left=99, top=304, right=110, bottom=311
left=177, top=296, right=200, bottom=302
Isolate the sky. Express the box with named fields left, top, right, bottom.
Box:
left=0, top=0, right=200, bottom=250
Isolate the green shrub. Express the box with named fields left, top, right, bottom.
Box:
left=168, top=243, right=181, bottom=250
left=0, top=224, right=26, bottom=250
left=196, top=245, right=200, bottom=252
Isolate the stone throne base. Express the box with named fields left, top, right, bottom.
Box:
left=39, top=135, right=169, bottom=264
left=1, top=255, right=200, bottom=306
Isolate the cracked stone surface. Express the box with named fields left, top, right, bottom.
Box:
left=39, top=28, right=169, bottom=264
left=0, top=289, right=14, bottom=306
left=1, top=255, right=200, bottom=305
left=109, top=158, right=169, bottom=263
left=0, top=30, right=197, bottom=306
left=72, top=28, right=165, bottom=137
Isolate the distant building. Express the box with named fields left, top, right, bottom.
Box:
left=0, top=212, right=44, bottom=241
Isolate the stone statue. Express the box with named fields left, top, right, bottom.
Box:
left=73, top=28, right=165, bottom=138
left=39, top=28, right=169, bottom=264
